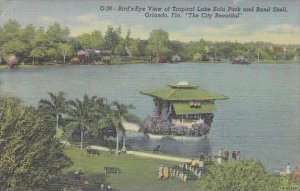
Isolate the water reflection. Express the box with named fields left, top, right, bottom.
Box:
left=127, top=132, right=211, bottom=158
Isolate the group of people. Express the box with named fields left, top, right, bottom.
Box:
left=159, top=161, right=204, bottom=182
left=217, top=149, right=242, bottom=164
left=284, top=163, right=300, bottom=181
left=157, top=165, right=169, bottom=180
left=171, top=164, right=201, bottom=181
left=190, top=154, right=206, bottom=169
left=173, top=158, right=207, bottom=181
left=292, top=166, right=300, bottom=181
left=74, top=170, right=88, bottom=185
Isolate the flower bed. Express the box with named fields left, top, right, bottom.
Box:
left=143, top=116, right=211, bottom=137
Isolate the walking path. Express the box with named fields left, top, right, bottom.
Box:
left=89, top=145, right=191, bottom=163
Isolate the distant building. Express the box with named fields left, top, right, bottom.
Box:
left=140, top=81, right=228, bottom=137
left=171, top=54, right=181, bottom=63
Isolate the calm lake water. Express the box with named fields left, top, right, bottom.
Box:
left=0, top=63, right=299, bottom=171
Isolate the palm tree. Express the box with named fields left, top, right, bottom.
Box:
left=111, top=101, right=134, bottom=154
left=97, top=113, right=114, bottom=138
left=66, top=98, right=91, bottom=149
left=39, top=92, right=67, bottom=131
left=113, top=115, right=123, bottom=155
left=87, top=96, right=112, bottom=139
left=66, top=95, right=109, bottom=149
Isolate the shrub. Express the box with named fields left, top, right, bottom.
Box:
left=6, top=55, right=18, bottom=68
left=199, top=160, right=281, bottom=191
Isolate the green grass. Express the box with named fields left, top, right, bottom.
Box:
left=64, top=147, right=198, bottom=191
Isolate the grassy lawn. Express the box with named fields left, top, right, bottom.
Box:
left=64, top=147, right=199, bottom=191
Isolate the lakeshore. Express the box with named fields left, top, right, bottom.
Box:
left=0, top=60, right=299, bottom=71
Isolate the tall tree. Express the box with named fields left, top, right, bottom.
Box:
left=125, top=29, right=130, bottom=47
left=78, top=30, right=103, bottom=50
left=103, top=26, right=119, bottom=52
left=29, top=47, right=46, bottom=64
left=39, top=92, right=67, bottom=130
left=111, top=101, right=134, bottom=154
left=0, top=95, right=72, bottom=190
left=19, top=24, right=35, bottom=44
left=18, top=24, right=36, bottom=62
left=46, top=47, right=60, bottom=61
left=58, top=43, right=73, bottom=62
left=90, top=30, right=103, bottom=49
left=1, top=19, right=21, bottom=41
left=66, top=96, right=93, bottom=149
left=0, top=26, right=3, bottom=51
left=46, top=22, right=69, bottom=44
left=1, top=40, right=25, bottom=59
left=29, top=27, right=48, bottom=64
left=30, top=27, right=47, bottom=47
left=0, top=20, right=26, bottom=59
left=148, top=28, right=169, bottom=63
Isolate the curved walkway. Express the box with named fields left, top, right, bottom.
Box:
left=89, top=145, right=191, bottom=163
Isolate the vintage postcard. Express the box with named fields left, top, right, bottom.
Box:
left=0, top=0, right=299, bottom=190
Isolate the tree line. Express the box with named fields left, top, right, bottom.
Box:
left=0, top=19, right=299, bottom=67
left=38, top=92, right=135, bottom=151
left=0, top=95, right=71, bottom=190
left=0, top=92, right=134, bottom=190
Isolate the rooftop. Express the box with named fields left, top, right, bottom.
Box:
left=141, top=82, right=229, bottom=101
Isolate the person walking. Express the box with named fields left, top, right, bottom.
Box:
left=199, top=160, right=205, bottom=169
left=218, top=149, right=223, bottom=157
left=158, top=165, right=163, bottom=180
left=163, top=166, right=169, bottom=180
left=199, top=153, right=205, bottom=161
left=208, top=153, right=212, bottom=161
left=224, top=150, right=229, bottom=161
left=232, top=151, right=236, bottom=160
left=236, top=151, right=241, bottom=161
left=286, top=163, right=291, bottom=175
left=292, top=166, right=300, bottom=181
left=217, top=149, right=223, bottom=164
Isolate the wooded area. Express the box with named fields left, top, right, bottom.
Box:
left=1, top=20, right=299, bottom=67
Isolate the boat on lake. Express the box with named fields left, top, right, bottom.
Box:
left=140, top=81, right=228, bottom=138
left=230, top=56, right=251, bottom=64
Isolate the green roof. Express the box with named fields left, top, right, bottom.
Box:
left=168, top=84, right=199, bottom=89
left=141, top=83, right=228, bottom=101
left=173, top=102, right=216, bottom=114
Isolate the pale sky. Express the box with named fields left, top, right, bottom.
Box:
left=1, top=0, right=299, bottom=45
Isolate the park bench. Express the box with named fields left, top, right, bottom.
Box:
left=184, top=174, right=198, bottom=181
left=87, top=148, right=100, bottom=155
left=152, top=144, right=161, bottom=152
left=104, top=167, right=121, bottom=175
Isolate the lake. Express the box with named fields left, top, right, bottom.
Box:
left=0, top=63, right=299, bottom=171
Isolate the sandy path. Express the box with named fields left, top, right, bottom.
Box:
left=89, top=145, right=191, bottom=163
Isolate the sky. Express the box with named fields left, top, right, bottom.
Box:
left=1, top=0, right=299, bottom=45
